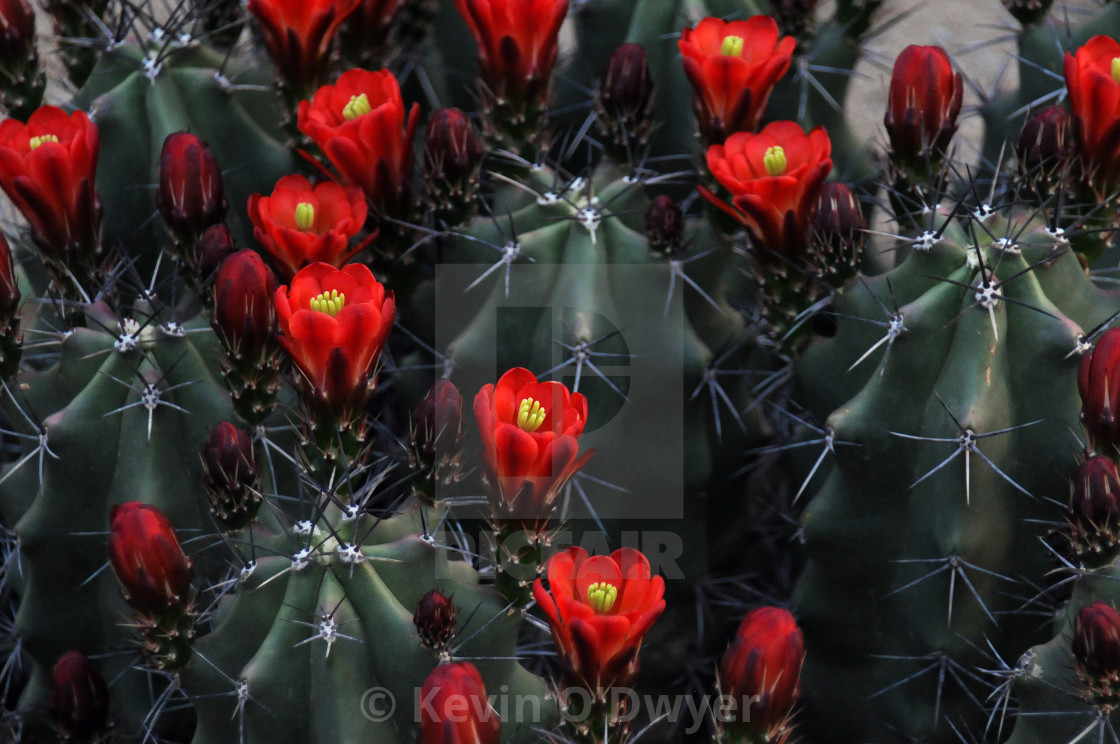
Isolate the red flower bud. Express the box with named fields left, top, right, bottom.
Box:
left=532, top=547, right=665, bottom=700
left=248, top=174, right=370, bottom=281
left=338, top=0, right=407, bottom=66
left=212, top=250, right=279, bottom=367
left=0, top=0, right=36, bottom=72
left=108, top=502, right=192, bottom=616
left=1015, top=104, right=1072, bottom=190
left=0, top=105, right=101, bottom=270
left=201, top=421, right=262, bottom=529
left=297, top=68, right=420, bottom=218
left=417, top=662, right=501, bottom=744
left=1079, top=328, right=1120, bottom=453
left=718, top=607, right=804, bottom=742
left=884, top=45, right=963, bottom=170
left=811, top=181, right=866, bottom=277
left=596, top=43, right=655, bottom=158
left=423, top=108, right=485, bottom=227
left=454, top=0, right=569, bottom=111
left=473, top=368, right=592, bottom=531
left=274, top=262, right=395, bottom=424
left=247, top=0, right=361, bottom=97
left=701, top=121, right=833, bottom=262
left=156, top=132, right=227, bottom=249
left=410, top=379, right=466, bottom=497
left=1074, top=601, right=1120, bottom=686
left=1064, top=36, right=1120, bottom=197
left=194, top=223, right=236, bottom=284
left=414, top=589, right=458, bottom=649
left=0, top=231, right=20, bottom=327
left=645, top=195, right=684, bottom=256
left=49, top=650, right=111, bottom=740
left=679, top=16, right=796, bottom=145
left=424, top=108, right=485, bottom=192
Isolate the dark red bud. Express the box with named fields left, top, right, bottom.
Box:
left=211, top=250, right=279, bottom=366
left=1015, top=105, right=1072, bottom=189
left=1079, top=328, right=1120, bottom=453
left=1074, top=601, right=1120, bottom=680
left=201, top=421, right=261, bottom=529
left=410, top=379, right=466, bottom=497
left=811, top=182, right=866, bottom=275
left=417, top=662, right=501, bottom=744
left=108, top=502, right=192, bottom=616
left=596, top=43, right=655, bottom=157
left=194, top=223, right=236, bottom=284
left=424, top=107, right=485, bottom=187
left=0, top=0, right=36, bottom=70
left=0, top=231, right=20, bottom=324
left=645, top=195, right=684, bottom=256
left=49, top=650, right=111, bottom=740
left=157, top=132, right=228, bottom=247
left=414, top=589, right=458, bottom=649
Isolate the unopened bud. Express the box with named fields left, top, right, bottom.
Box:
left=811, top=182, right=866, bottom=279
left=1015, top=105, right=1072, bottom=194
left=201, top=421, right=262, bottom=530
left=414, top=589, right=458, bottom=649
left=1074, top=601, right=1120, bottom=699
left=49, top=650, right=111, bottom=741
left=157, top=132, right=228, bottom=252
left=193, top=223, right=236, bottom=286
left=645, top=195, right=684, bottom=256
left=423, top=108, right=484, bottom=227
left=409, top=379, right=465, bottom=498
left=108, top=502, right=192, bottom=616
left=596, top=43, right=655, bottom=161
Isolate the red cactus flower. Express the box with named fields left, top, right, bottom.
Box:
left=297, top=68, right=419, bottom=217
left=108, top=502, right=192, bottom=617
left=248, top=174, right=371, bottom=280
left=718, top=606, right=804, bottom=742
left=454, top=0, right=568, bottom=110
left=884, top=45, right=963, bottom=170
left=417, top=662, right=501, bottom=744
left=247, top=0, right=360, bottom=97
left=1064, top=35, right=1120, bottom=197
left=274, top=262, right=395, bottom=421
left=679, top=15, right=796, bottom=145
left=533, top=547, right=665, bottom=700
left=701, top=120, right=832, bottom=261
left=156, top=132, right=227, bottom=248
left=0, top=105, right=100, bottom=266
left=1079, top=327, right=1120, bottom=453
left=1074, top=601, right=1120, bottom=683
left=473, top=367, right=592, bottom=529
left=211, top=250, right=279, bottom=366
left=49, top=651, right=111, bottom=741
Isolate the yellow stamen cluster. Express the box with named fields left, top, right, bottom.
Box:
left=343, top=93, right=372, bottom=121
left=295, top=202, right=316, bottom=231
left=721, top=35, right=744, bottom=57
left=1111, top=57, right=1120, bottom=84
left=587, top=582, right=618, bottom=614
left=763, top=145, right=787, bottom=176
left=310, top=289, right=346, bottom=317
left=29, top=134, right=59, bottom=150
left=516, top=397, right=547, bottom=432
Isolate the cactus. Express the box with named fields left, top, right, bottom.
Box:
left=6, top=0, right=1120, bottom=743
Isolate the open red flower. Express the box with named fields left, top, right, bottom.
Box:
left=417, top=662, right=501, bottom=744
left=274, top=262, right=395, bottom=422
left=297, top=68, right=419, bottom=217
left=884, top=45, right=963, bottom=171
left=1065, top=35, right=1120, bottom=196
left=679, top=15, right=795, bottom=145
left=473, top=367, right=591, bottom=529
left=701, top=120, right=832, bottom=261
left=1079, top=327, right=1120, bottom=453
left=247, top=0, right=360, bottom=97
left=454, top=0, right=568, bottom=109
left=0, top=105, right=100, bottom=267
left=108, top=502, right=192, bottom=617
left=533, top=547, right=665, bottom=699
left=718, top=607, right=804, bottom=742
left=249, top=174, right=371, bottom=280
